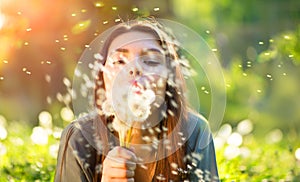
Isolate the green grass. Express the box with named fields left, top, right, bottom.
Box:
left=0, top=121, right=299, bottom=181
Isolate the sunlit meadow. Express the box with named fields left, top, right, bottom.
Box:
left=1, top=0, right=300, bottom=181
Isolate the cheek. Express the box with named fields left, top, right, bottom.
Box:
left=153, top=77, right=167, bottom=97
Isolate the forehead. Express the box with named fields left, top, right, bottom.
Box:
left=108, top=31, right=161, bottom=53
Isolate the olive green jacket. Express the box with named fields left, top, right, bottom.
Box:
left=54, top=113, right=219, bottom=181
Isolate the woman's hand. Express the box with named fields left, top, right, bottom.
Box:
left=101, top=146, right=137, bottom=182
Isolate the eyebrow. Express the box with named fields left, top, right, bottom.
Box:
left=114, top=48, right=129, bottom=53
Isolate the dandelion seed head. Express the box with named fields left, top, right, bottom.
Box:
left=265, top=129, right=283, bottom=143
left=237, top=119, right=253, bottom=135
left=53, top=127, right=63, bottom=139
left=217, top=124, right=232, bottom=139
left=49, top=144, right=59, bottom=158
left=0, top=125, right=7, bottom=140
left=39, top=111, right=52, bottom=129
left=224, top=145, right=240, bottom=159
left=60, top=107, right=74, bottom=122
left=227, top=132, right=243, bottom=147
left=214, top=136, right=225, bottom=150
left=0, top=143, right=7, bottom=155
left=0, top=115, right=6, bottom=126
left=31, top=127, right=48, bottom=145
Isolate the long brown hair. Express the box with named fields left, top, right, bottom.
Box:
left=93, top=18, right=188, bottom=181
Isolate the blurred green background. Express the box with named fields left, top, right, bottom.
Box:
left=0, top=0, right=300, bottom=181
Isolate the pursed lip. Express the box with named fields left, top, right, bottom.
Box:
left=131, top=80, right=144, bottom=95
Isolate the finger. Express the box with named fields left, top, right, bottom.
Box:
left=105, top=157, right=136, bottom=170
left=109, top=178, right=134, bottom=182
left=104, top=168, right=135, bottom=178
left=109, top=146, right=137, bottom=162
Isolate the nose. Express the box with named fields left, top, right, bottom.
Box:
left=129, top=67, right=142, bottom=77
left=129, top=59, right=142, bottom=77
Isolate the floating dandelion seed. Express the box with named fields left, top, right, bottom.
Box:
left=94, top=2, right=104, bottom=8
left=3, top=60, right=8, bottom=64
left=0, top=77, right=3, bottom=80
left=269, top=39, right=274, bottom=43
left=264, top=52, right=270, bottom=56
left=63, top=77, right=71, bottom=87
left=132, top=7, right=139, bottom=12
left=71, top=13, right=76, bottom=17
left=284, top=35, right=290, bottom=40
left=103, top=21, right=108, bottom=25
left=45, top=74, right=51, bottom=82
left=115, top=18, right=121, bottom=23
left=258, top=41, right=264, bottom=45
left=81, top=9, right=87, bottom=13
left=24, top=42, right=29, bottom=46
left=242, top=73, right=247, bottom=76
left=26, top=28, right=32, bottom=32
left=112, top=6, right=117, bottom=10
left=288, top=54, right=294, bottom=58
left=153, top=7, right=160, bottom=11
left=205, top=30, right=210, bottom=34
left=60, top=47, right=66, bottom=51
left=212, top=48, right=217, bottom=52
left=257, top=89, right=262, bottom=93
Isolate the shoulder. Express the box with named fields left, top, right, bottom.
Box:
left=186, top=110, right=213, bottom=151
left=59, top=114, right=97, bottom=156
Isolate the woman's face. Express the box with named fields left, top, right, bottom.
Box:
left=103, top=30, right=169, bottom=122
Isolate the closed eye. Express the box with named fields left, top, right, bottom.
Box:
left=113, top=59, right=126, bottom=65
left=143, top=60, right=160, bottom=66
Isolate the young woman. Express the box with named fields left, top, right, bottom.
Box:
left=55, top=18, right=219, bottom=182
